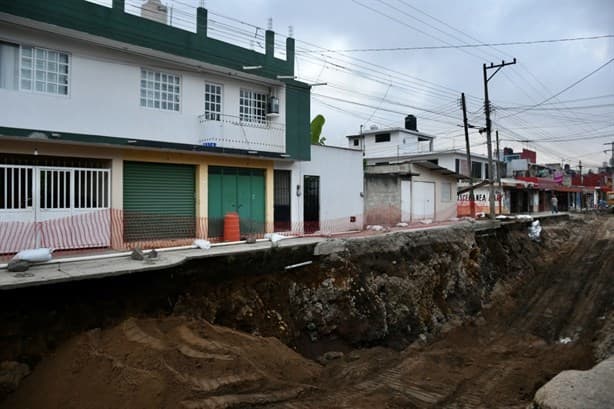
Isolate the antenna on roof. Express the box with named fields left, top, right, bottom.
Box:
left=288, top=25, right=294, bottom=38
left=267, top=18, right=273, bottom=30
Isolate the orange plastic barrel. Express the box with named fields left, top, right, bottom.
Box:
left=223, top=212, right=241, bottom=242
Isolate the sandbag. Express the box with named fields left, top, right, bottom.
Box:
left=12, top=248, right=53, bottom=263
left=193, top=239, right=211, bottom=250
left=528, top=220, right=542, bottom=242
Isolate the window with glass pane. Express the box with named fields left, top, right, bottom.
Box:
left=239, top=89, right=267, bottom=124
left=441, top=182, right=452, bottom=202
left=0, top=42, right=19, bottom=90
left=20, top=46, right=69, bottom=95
left=140, top=68, right=180, bottom=111
left=471, top=162, right=482, bottom=179
left=204, top=82, right=222, bottom=120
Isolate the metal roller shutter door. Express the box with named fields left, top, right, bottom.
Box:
left=123, top=161, right=195, bottom=241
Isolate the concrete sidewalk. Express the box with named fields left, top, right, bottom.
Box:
left=0, top=237, right=322, bottom=290
left=0, top=213, right=568, bottom=291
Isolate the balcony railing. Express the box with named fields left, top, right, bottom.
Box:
left=198, top=113, right=285, bottom=153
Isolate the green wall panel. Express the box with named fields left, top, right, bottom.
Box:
left=285, top=83, right=311, bottom=160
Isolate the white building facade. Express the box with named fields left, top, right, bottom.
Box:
left=274, top=145, right=364, bottom=234
left=0, top=0, right=313, bottom=253
left=347, top=115, right=434, bottom=160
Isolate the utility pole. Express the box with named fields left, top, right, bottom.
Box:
left=609, top=141, right=614, bottom=166
left=578, top=161, right=588, bottom=210
left=483, top=58, right=516, bottom=219
left=461, top=93, right=475, bottom=217
left=496, top=129, right=502, bottom=214
left=605, top=141, right=614, bottom=195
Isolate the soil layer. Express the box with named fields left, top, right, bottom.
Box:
left=1, top=215, right=613, bottom=408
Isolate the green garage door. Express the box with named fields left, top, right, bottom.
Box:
left=208, top=166, right=265, bottom=238
left=123, top=161, right=195, bottom=241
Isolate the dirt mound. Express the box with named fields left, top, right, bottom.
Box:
left=1, top=316, right=321, bottom=409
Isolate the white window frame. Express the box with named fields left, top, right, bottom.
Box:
left=204, top=82, right=223, bottom=120
left=0, top=41, right=70, bottom=96
left=140, top=68, right=181, bottom=111
left=441, top=182, right=453, bottom=202
left=239, top=88, right=267, bottom=124
left=20, top=45, right=70, bottom=96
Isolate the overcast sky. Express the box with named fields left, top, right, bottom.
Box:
left=149, top=0, right=614, bottom=169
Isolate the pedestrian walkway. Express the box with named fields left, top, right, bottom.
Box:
left=0, top=237, right=323, bottom=290
left=0, top=214, right=567, bottom=291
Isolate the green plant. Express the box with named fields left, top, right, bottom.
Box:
left=310, top=114, right=326, bottom=145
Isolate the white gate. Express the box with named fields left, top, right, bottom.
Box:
left=0, top=165, right=111, bottom=253
left=0, top=166, right=36, bottom=252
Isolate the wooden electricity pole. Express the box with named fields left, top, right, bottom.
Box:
left=461, top=93, right=474, bottom=217
left=483, top=58, right=516, bottom=219
left=496, top=129, right=502, bottom=214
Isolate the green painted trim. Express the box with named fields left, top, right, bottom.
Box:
left=285, top=83, right=311, bottom=160
left=0, top=126, right=289, bottom=159
left=0, top=0, right=311, bottom=160
left=0, top=0, right=292, bottom=80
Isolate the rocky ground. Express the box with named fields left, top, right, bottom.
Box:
left=1, top=215, right=612, bottom=408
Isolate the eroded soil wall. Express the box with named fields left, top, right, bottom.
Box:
left=0, top=219, right=556, bottom=364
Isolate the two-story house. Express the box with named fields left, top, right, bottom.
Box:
left=347, top=115, right=434, bottom=159
left=348, top=116, right=467, bottom=225
left=0, top=0, right=314, bottom=254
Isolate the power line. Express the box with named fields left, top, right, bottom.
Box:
left=500, top=57, right=614, bottom=119
left=500, top=133, right=613, bottom=143
left=312, top=92, right=461, bottom=121
left=495, top=94, right=614, bottom=108
left=349, top=0, right=593, bottom=159
left=298, top=35, right=614, bottom=53
left=497, top=103, right=614, bottom=111
left=379, top=0, right=614, bottom=149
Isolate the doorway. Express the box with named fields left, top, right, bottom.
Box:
left=412, top=181, right=435, bottom=220
left=207, top=166, right=266, bottom=238
left=274, top=170, right=291, bottom=231
left=303, top=175, right=320, bottom=233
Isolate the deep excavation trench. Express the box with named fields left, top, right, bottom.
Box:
left=1, top=215, right=613, bottom=408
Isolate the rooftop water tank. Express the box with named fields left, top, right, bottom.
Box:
left=405, top=114, right=417, bottom=131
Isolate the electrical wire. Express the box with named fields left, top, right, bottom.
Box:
left=299, top=35, right=614, bottom=53
left=499, top=57, right=614, bottom=119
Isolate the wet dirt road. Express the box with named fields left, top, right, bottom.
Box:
left=266, top=216, right=614, bottom=408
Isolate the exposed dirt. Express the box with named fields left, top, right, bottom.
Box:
left=1, top=317, right=321, bottom=409
left=2, top=215, right=613, bottom=408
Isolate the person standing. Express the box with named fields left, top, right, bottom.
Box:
left=551, top=195, right=559, bottom=214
